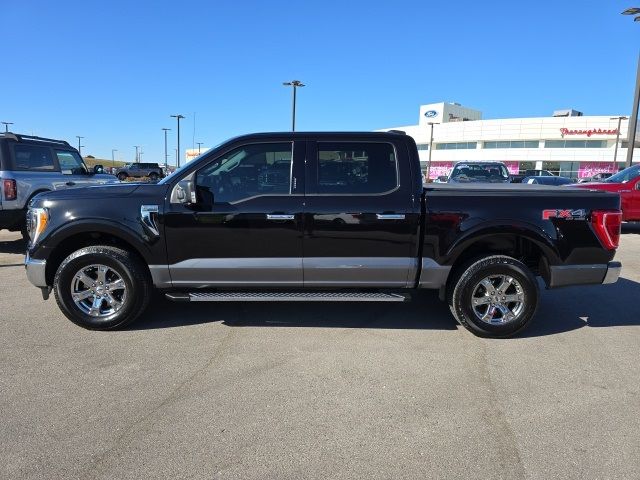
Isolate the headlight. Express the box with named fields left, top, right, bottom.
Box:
left=27, top=207, right=49, bottom=244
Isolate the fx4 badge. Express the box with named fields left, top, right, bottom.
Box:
left=542, top=209, right=586, bottom=220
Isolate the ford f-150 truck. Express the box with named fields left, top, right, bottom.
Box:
left=24, top=132, right=622, bottom=337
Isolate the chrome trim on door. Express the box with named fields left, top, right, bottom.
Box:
left=266, top=214, right=295, bottom=220
left=376, top=213, right=406, bottom=220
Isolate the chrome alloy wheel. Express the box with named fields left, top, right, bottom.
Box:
left=471, top=274, right=525, bottom=325
left=70, top=264, right=127, bottom=317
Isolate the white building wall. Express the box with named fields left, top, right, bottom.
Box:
left=380, top=105, right=635, bottom=179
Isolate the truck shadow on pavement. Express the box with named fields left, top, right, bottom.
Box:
left=133, top=290, right=458, bottom=331
left=622, top=222, right=640, bottom=235
left=133, top=278, right=640, bottom=337
left=0, top=235, right=25, bottom=255
left=521, top=278, right=640, bottom=337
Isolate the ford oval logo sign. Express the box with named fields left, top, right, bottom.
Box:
left=424, top=110, right=438, bottom=118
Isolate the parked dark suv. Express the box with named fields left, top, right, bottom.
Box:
left=115, top=163, right=164, bottom=181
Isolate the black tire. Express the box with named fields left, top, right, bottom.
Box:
left=148, top=172, right=159, bottom=181
left=53, top=245, right=152, bottom=330
left=448, top=255, right=539, bottom=338
left=117, top=173, right=128, bottom=181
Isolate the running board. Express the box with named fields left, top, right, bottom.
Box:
left=165, top=292, right=407, bottom=302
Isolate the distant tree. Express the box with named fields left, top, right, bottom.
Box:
left=86, top=155, right=95, bottom=159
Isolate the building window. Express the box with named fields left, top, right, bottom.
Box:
left=434, top=142, right=477, bottom=150
left=483, top=140, right=539, bottom=149
left=416, top=144, right=429, bottom=151
left=544, top=140, right=607, bottom=148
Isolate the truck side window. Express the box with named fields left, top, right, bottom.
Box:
left=12, top=145, right=56, bottom=171
left=317, top=142, right=398, bottom=194
left=196, top=143, right=293, bottom=204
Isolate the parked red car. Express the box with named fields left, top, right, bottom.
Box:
left=571, top=165, right=640, bottom=221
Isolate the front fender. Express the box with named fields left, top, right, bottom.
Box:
left=31, top=218, right=157, bottom=264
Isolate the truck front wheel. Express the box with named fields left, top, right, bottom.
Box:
left=53, top=246, right=152, bottom=330
left=449, top=255, right=539, bottom=338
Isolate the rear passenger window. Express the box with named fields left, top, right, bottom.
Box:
left=13, top=145, right=55, bottom=171
left=317, top=142, right=398, bottom=194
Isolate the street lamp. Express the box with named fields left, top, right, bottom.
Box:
left=282, top=80, right=305, bottom=132
left=162, top=128, right=171, bottom=171
left=622, top=8, right=640, bottom=166
left=134, top=145, right=140, bottom=163
left=76, top=136, right=84, bottom=155
left=1, top=121, right=13, bottom=133
left=111, top=149, right=118, bottom=169
left=170, top=114, right=185, bottom=168
left=425, top=122, right=439, bottom=181
left=610, top=116, right=628, bottom=171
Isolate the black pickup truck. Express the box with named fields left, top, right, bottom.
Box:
left=24, top=132, right=622, bottom=337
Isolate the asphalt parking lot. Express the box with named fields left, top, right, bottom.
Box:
left=1, top=228, right=639, bottom=480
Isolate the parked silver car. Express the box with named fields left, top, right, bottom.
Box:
left=0, top=133, right=116, bottom=237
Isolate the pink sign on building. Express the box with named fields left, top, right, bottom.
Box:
left=504, top=162, right=520, bottom=175
left=578, top=162, right=617, bottom=179
left=427, top=162, right=453, bottom=179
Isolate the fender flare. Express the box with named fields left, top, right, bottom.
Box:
left=42, top=218, right=155, bottom=264
left=445, top=220, right=560, bottom=267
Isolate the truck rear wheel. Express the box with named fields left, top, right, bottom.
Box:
left=53, top=246, right=151, bottom=330
left=449, top=255, right=539, bottom=338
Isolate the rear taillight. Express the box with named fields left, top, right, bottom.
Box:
left=591, top=210, right=622, bottom=250
left=3, top=179, right=17, bottom=201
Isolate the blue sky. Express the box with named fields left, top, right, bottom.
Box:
left=3, top=0, right=639, bottom=165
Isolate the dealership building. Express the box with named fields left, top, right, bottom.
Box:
left=380, top=102, right=636, bottom=180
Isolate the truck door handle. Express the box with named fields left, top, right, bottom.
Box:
left=266, top=214, right=295, bottom=220
left=376, top=213, right=405, bottom=220
left=66, top=181, right=76, bottom=186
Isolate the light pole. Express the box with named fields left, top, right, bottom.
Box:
left=610, top=116, right=628, bottom=171
left=425, top=122, right=438, bottom=181
left=283, top=80, right=305, bottom=131
left=170, top=114, right=185, bottom=168
left=134, top=145, right=140, bottom=163
left=111, top=149, right=118, bottom=170
left=622, top=8, right=640, bottom=166
left=1, top=121, right=13, bottom=132
left=162, top=128, right=171, bottom=170
left=76, top=136, right=84, bottom=155
left=196, top=142, right=203, bottom=154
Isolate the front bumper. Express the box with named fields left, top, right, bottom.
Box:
left=25, top=253, right=48, bottom=288
left=548, top=261, right=622, bottom=288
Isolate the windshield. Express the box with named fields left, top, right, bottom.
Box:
left=604, top=165, right=640, bottom=183
left=158, top=140, right=226, bottom=184
left=450, top=163, right=509, bottom=182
